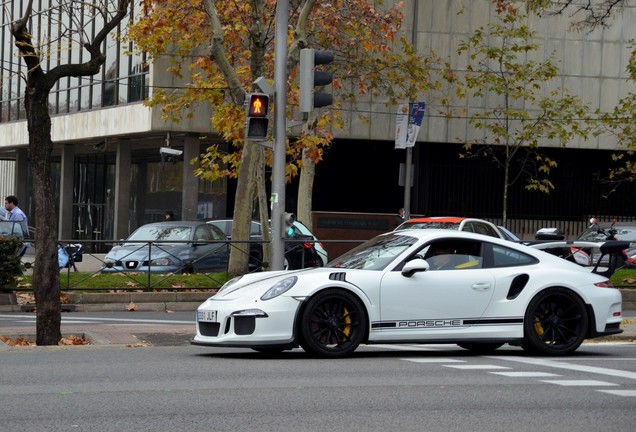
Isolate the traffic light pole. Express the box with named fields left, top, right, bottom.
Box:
left=270, top=0, right=289, bottom=270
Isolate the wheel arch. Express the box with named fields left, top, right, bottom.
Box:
left=293, top=286, right=371, bottom=345
left=525, top=285, right=594, bottom=337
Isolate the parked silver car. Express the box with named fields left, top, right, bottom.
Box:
left=102, top=221, right=229, bottom=274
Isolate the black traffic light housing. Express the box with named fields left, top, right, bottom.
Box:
left=245, top=92, right=270, bottom=140
left=299, top=49, right=334, bottom=113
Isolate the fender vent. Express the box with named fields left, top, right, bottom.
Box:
left=507, top=274, right=529, bottom=300
left=329, top=272, right=346, bottom=281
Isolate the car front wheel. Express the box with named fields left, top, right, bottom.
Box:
left=522, top=288, right=589, bottom=356
left=299, top=289, right=367, bottom=358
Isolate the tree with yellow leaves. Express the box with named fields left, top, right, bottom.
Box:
left=129, top=0, right=436, bottom=275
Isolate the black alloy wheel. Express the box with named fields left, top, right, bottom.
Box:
left=299, top=289, right=367, bottom=358
left=522, top=288, right=589, bottom=355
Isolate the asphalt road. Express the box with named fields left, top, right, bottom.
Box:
left=1, top=342, right=635, bottom=432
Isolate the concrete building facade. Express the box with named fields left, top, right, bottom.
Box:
left=1, top=1, right=634, bottom=249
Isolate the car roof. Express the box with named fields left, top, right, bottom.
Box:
left=141, top=221, right=207, bottom=227
left=390, top=229, right=574, bottom=263
left=404, top=216, right=466, bottom=223
left=392, top=227, right=503, bottom=243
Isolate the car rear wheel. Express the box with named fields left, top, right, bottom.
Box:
left=299, top=289, right=367, bottom=358
left=522, top=288, right=588, bottom=356
left=457, top=342, right=504, bottom=353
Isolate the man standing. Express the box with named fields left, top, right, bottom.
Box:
left=4, top=195, right=29, bottom=238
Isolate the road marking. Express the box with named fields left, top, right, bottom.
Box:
left=598, top=390, right=636, bottom=396
left=445, top=364, right=511, bottom=370
left=403, top=358, right=466, bottom=363
left=492, top=371, right=560, bottom=377
left=369, top=344, right=448, bottom=352
left=541, top=380, right=618, bottom=387
left=486, top=356, right=636, bottom=380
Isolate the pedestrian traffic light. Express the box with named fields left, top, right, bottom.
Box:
left=245, top=92, right=270, bottom=140
left=299, top=48, right=334, bottom=113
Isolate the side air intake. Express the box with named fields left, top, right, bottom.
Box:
left=507, top=274, right=529, bottom=300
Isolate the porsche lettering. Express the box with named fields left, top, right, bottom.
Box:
left=398, top=319, right=462, bottom=328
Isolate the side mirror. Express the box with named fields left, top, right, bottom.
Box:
left=401, top=258, right=430, bottom=277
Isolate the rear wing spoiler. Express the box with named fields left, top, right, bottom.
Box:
left=593, top=241, right=630, bottom=277
left=528, top=240, right=629, bottom=278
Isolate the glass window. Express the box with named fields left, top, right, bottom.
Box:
left=491, top=245, right=539, bottom=268
left=250, top=222, right=263, bottom=236
left=328, top=233, right=417, bottom=271
left=194, top=226, right=212, bottom=241
left=470, top=222, right=499, bottom=238
left=423, top=240, right=483, bottom=270
left=1, top=1, right=147, bottom=123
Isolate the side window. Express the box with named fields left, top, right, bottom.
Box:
left=194, top=226, right=212, bottom=241
left=491, top=244, right=539, bottom=268
left=208, top=224, right=226, bottom=240
left=250, top=222, right=262, bottom=236
left=472, top=222, right=499, bottom=238
left=423, top=240, right=483, bottom=270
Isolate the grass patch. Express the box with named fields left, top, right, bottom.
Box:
left=12, top=267, right=636, bottom=291
left=14, top=271, right=229, bottom=291
left=611, top=268, right=636, bottom=288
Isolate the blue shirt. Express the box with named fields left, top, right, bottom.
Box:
left=8, top=206, right=29, bottom=238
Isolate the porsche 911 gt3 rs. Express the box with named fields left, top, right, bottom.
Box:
left=192, top=230, right=623, bottom=357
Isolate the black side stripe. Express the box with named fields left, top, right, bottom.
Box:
left=371, top=317, right=523, bottom=329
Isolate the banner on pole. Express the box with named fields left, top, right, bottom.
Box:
left=395, top=102, right=426, bottom=149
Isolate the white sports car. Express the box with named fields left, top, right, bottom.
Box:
left=192, top=230, right=623, bottom=357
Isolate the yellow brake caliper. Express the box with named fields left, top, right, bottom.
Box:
left=533, top=315, right=545, bottom=336
left=342, top=307, right=352, bottom=341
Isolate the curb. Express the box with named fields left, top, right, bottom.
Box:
left=1, top=289, right=635, bottom=312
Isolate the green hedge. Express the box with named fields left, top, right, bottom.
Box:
left=0, top=236, right=23, bottom=290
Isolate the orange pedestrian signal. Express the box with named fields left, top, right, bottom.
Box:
left=245, top=92, right=270, bottom=140
left=248, top=93, right=269, bottom=117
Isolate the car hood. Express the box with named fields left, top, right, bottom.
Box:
left=212, top=267, right=358, bottom=300
left=105, top=243, right=189, bottom=260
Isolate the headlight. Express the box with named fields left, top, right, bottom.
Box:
left=217, top=275, right=244, bottom=295
left=149, top=257, right=175, bottom=266
left=261, top=276, right=298, bottom=301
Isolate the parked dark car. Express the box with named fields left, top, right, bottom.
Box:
left=102, top=221, right=229, bottom=274
left=207, top=219, right=327, bottom=270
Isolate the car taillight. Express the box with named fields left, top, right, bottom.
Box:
left=594, top=280, right=614, bottom=288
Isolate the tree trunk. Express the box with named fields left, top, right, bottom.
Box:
left=26, top=88, right=62, bottom=345
left=228, top=141, right=259, bottom=276
left=297, top=148, right=315, bottom=230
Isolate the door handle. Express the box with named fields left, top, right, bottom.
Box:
left=471, top=282, right=491, bottom=291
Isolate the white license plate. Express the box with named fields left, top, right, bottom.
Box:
left=197, top=310, right=217, bottom=322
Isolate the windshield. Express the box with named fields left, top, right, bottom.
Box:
left=328, top=233, right=417, bottom=270
left=0, top=221, right=24, bottom=237
left=395, top=221, right=460, bottom=231
left=127, top=225, right=192, bottom=242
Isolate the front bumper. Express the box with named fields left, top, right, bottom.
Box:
left=192, top=295, right=303, bottom=349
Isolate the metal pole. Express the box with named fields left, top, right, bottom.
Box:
left=270, top=0, right=289, bottom=270
left=402, top=0, right=419, bottom=222
left=403, top=147, right=412, bottom=220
